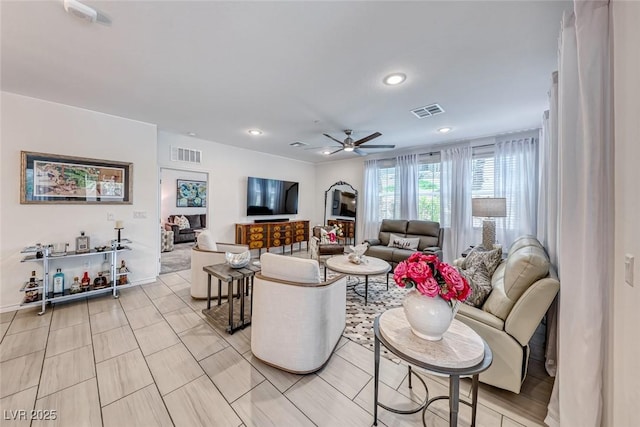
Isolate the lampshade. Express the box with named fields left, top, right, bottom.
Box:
left=472, top=198, right=506, bottom=218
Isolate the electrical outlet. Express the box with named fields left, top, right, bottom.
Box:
left=107, top=212, right=114, bottom=221
left=625, top=254, right=634, bottom=287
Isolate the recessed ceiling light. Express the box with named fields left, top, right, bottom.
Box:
left=187, top=132, right=197, bottom=137
left=248, top=129, right=263, bottom=136
left=438, top=127, right=452, bottom=134
left=322, top=150, right=332, bottom=155
left=383, top=73, right=406, bottom=86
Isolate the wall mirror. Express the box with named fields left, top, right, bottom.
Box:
left=324, top=181, right=357, bottom=244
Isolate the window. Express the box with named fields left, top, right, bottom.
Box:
left=378, top=163, right=396, bottom=220
left=417, top=156, right=441, bottom=222
left=471, top=148, right=496, bottom=227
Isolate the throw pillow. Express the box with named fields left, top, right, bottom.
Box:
left=458, top=263, right=493, bottom=308
left=387, top=233, right=420, bottom=250
left=177, top=215, right=190, bottom=230
left=462, top=246, right=503, bottom=276
left=196, top=230, right=216, bottom=251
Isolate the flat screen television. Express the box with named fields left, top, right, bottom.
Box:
left=332, top=189, right=356, bottom=218
left=246, top=177, right=299, bottom=216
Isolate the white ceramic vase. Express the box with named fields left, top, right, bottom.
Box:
left=402, top=289, right=456, bottom=341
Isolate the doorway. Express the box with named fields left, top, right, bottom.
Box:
left=159, top=167, right=209, bottom=275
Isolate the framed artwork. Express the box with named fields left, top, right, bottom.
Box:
left=177, top=179, right=207, bottom=207
left=20, top=151, right=133, bottom=204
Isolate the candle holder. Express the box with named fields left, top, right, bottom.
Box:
left=114, top=226, right=124, bottom=250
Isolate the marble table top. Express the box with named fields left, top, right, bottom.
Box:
left=325, top=255, right=391, bottom=276
left=379, top=308, right=485, bottom=369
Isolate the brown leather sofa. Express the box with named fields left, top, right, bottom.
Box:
left=167, top=214, right=206, bottom=244
left=364, top=219, right=443, bottom=268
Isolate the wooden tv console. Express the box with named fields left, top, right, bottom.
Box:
left=235, top=220, right=309, bottom=255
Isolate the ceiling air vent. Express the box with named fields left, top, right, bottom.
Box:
left=411, top=103, right=445, bottom=119
left=170, top=146, right=202, bottom=164
left=289, top=141, right=308, bottom=148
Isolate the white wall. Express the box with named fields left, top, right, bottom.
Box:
left=160, top=168, right=207, bottom=221
left=157, top=131, right=316, bottom=245
left=0, top=92, right=159, bottom=310
left=610, top=2, right=640, bottom=425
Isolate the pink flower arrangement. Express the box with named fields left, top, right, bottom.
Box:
left=394, top=253, right=471, bottom=306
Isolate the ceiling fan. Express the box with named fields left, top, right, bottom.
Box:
left=322, top=130, right=395, bottom=156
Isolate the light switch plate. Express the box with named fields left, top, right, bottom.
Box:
left=625, top=254, right=634, bottom=287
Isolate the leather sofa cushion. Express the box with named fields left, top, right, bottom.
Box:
left=483, top=246, right=549, bottom=320
left=261, top=253, right=321, bottom=284
left=391, top=248, right=415, bottom=263
left=406, top=220, right=440, bottom=237
left=405, top=233, right=439, bottom=250
left=379, top=220, right=408, bottom=246
left=508, top=235, right=543, bottom=254
left=365, top=245, right=394, bottom=262
left=188, top=215, right=201, bottom=229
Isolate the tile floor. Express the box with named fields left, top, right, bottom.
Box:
left=0, top=269, right=549, bottom=427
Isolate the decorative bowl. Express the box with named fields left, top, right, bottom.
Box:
left=226, top=251, right=251, bottom=269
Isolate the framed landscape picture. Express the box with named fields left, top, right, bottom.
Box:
left=20, top=151, right=133, bottom=204
left=177, top=179, right=207, bottom=207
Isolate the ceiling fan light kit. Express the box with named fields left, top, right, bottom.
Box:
left=63, top=0, right=97, bottom=23
left=321, top=129, right=394, bottom=156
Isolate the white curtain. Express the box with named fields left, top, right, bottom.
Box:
left=538, top=72, right=559, bottom=268
left=362, top=159, right=381, bottom=241
left=494, top=137, right=538, bottom=248
left=546, top=2, right=613, bottom=426
left=440, top=145, right=473, bottom=263
left=538, top=74, right=560, bottom=377
left=394, top=154, right=419, bottom=220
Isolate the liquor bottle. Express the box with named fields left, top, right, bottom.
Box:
left=118, top=260, right=129, bottom=286
left=94, top=272, right=108, bottom=289
left=35, top=243, right=43, bottom=259
left=70, top=277, right=82, bottom=294
left=81, top=271, right=91, bottom=291
left=101, top=255, right=111, bottom=285
left=76, top=231, right=90, bottom=254
left=25, top=271, right=40, bottom=303
left=53, top=268, right=65, bottom=296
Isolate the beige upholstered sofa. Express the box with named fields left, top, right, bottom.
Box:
left=455, top=235, right=559, bottom=393
left=364, top=219, right=443, bottom=268
left=251, top=253, right=347, bottom=373
left=190, top=232, right=249, bottom=299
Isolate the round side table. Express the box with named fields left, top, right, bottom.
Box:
left=373, top=308, right=492, bottom=427
left=325, top=255, right=390, bottom=305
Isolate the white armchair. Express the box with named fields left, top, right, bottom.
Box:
left=190, top=241, right=249, bottom=299
left=251, top=253, right=347, bottom=373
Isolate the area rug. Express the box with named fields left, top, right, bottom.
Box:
left=343, top=274, right=410, bottom=358
left=160, top=242, right=194, bottom=274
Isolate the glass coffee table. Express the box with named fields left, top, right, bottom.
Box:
left=325, top=255, right=391, bottom=305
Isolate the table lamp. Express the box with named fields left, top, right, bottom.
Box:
left=472, top=198, right=506, bottom=250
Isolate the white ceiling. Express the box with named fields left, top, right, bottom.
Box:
left=1, top=1, right=571, bottom=163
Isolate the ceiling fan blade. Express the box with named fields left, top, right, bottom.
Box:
left=329, top=148, right=344, bottom=155
left=353, top=148, right=368, bottom=156
left=354, top=132, right=382, bottom=146
left=323, top=133, right=345, bottom=145
left=356, top=144, right=396, bottom=149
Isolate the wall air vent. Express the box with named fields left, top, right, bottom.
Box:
left=411, top=103, right=445, bottom=119
left=170, top=146, right=202, bottom=164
